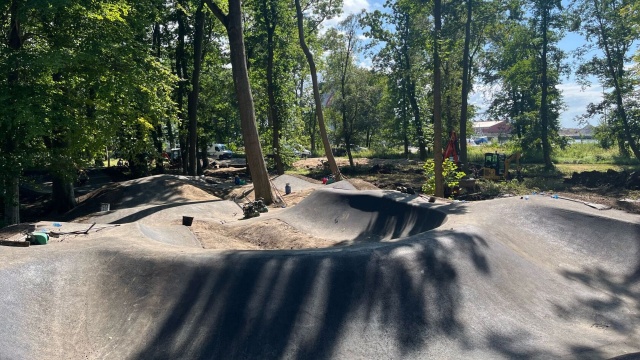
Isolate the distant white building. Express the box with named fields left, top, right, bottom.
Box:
left=472, top=120, right=512, bottom=143
left=559, top=125, right=595, bottom=142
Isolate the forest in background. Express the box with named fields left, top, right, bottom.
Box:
left=1, top=0, right=639, bottom=224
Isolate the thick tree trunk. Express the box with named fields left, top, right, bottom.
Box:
left=188, top=4, right=205, bottom=176
left=433, top=0, right=444, bottom=198
left=51, top=175, right=76, bottom=214
left=459, top=0, right=472, bottom=167
left=540, top=6, right=553, bottom=170
left=294, top=0, right=340, bottom=178
left=3, top=177, right=20, bottom=225
left=207, top=0, right=273, bottom=203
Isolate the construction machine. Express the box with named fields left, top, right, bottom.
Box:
left=481, top=152, right=521, bottom=181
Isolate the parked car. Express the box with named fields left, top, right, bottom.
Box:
left=473, top=137, right=489, bottom=145
left=207, top=144, right=233, bottom=159
left=293, top=146, right=311, bottom=158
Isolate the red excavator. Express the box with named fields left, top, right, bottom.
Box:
left=443, top=131, right=521, bottom=186
left=443, top=131, right=460, bottom=163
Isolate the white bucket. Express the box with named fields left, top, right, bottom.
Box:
left=100, top=203, right=110, bottom=212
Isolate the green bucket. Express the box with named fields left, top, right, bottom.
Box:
left=30, top=232, right=49, bottom=245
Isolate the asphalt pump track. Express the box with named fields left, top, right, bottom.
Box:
left=1, top=187, right=639, bottom=359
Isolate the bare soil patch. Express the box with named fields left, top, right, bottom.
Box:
left=294, top=157, right=424, bottom=193
left=226, top=218, right=336, bottom=249
left=188, top=217, right=335, bottom=250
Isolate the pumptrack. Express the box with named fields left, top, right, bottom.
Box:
left=1, top=188, right=639, bottom=359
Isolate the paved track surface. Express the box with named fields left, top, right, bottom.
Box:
left=1, top=187, right=640, bottom=359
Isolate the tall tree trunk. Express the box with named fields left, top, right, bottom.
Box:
left=206, top=0, right=274, bottom=203
left=156, top=22, right=175, bottom=151
left=49, top=71, right=77, bottom=212
left=266, top=24, right=284, bottom=174
left=444, top=63, right=453, bottom=133
left=293, top=0, right=340, bottom=178
left=176, top=4, right=189, bottom=174
left=594, top=0, right=640, bottom=160
left=300, top=78, right=318, bottom=153
left=3, top=0, right=22, bottom=225
left=402, top=91, right=410, bottom=158
left=433, top=0, right=444, bottom=197
left=408, top=81, right=427, bottom=160
left=539, top=5, right=553, bottom=169
left=188, top=4, right=205, bottom=176
left=459, top=0, right=472, bottom=167
left=400, top=16, right=427, bottom=160
left=200, top=142, right=208, bottom=172
left=340, top=31, right=355, bottom=168
left=340, top=64, right=355, bottom=168
left=152, top=23, right=165, bottom=173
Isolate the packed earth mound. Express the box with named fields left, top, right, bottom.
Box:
left=1, top=174, right=640, bottom=359
left=566, top=169, right=640, bottom=190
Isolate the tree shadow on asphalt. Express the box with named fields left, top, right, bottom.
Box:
left=127, top=229, right=492, bottom=359
left=555, top=255, right=640, bottom=334
left=546, top=218, right=640, bottom=358
left=329, top=191, right=468, bottom=246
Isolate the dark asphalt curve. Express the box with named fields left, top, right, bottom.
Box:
left=1, top=191, right=639, bottom=359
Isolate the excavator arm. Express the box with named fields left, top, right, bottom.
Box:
left=504, top=152, right=521, bottom=180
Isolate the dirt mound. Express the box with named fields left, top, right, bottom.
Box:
left=64, top=175, right=219, bottom=220
left=566, top=169, right=640, bottom=189
left=345, top=178, right=379, bottom=190
left=226, top=219, right=333, bottom=250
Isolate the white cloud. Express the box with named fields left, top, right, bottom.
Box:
left=358, top=57, right=373, bottom=70
left=342, top=0, right=370, bottom=15
left=469, top=81, right=604, bottom=128
left=323, top=0, right=371, bottom=30
left=558, top=83, right=604, bottom=127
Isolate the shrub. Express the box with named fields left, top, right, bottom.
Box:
left=422, top=158, right=465, bottom=196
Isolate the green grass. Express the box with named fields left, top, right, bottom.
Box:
left=469, top=142, right=640, bottom=167
left=553, top=143, right=621, bottom=164
left=352, top=147, right=416, bottom=159
left=467, top=144, right=514, bottom=163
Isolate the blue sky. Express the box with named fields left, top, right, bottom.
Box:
left=323, top=0, right=628, bottom=129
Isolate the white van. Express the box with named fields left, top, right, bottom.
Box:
left=207, top=144, right=233, bottom=159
